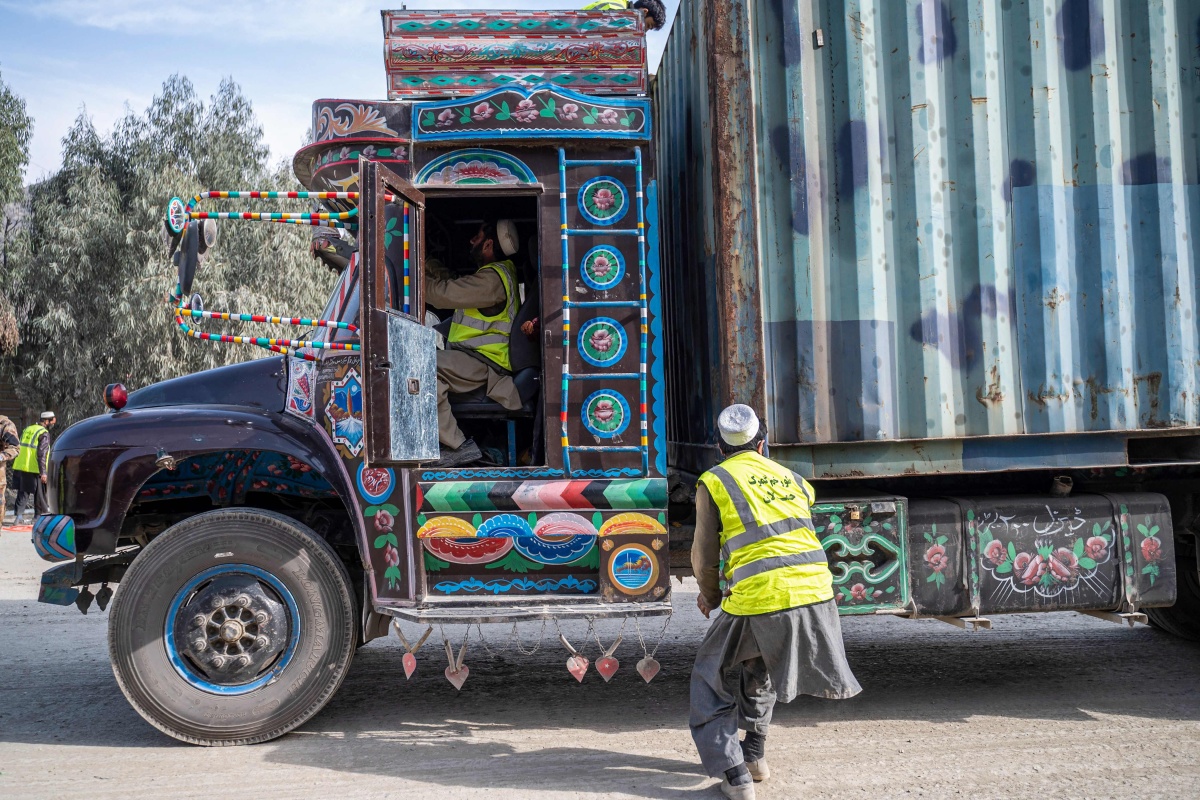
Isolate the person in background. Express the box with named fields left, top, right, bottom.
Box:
left=689, top=404, right=861, bottom=800
left=0, top=414, right=19, bottom=528
left=14, top=411, right=56, bottom=523
left=582, top=0, right=667, bottom=31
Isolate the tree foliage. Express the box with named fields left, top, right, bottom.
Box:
left=1, top=75, right=334, bottom=424
left=0, top=67, right=33, bottom=206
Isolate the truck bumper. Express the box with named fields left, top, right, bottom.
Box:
left=32, top=514, right=77, bottom=562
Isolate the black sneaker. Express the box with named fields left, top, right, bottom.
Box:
left=433, top=438, right=483, bottom=468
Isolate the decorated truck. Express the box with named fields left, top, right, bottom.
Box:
left=29, top=1, right=1200, bottom=747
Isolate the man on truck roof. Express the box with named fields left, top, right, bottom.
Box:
left=426, top=219, right=522, bottom=467
left=690, top=404, right=861, bottom=800
left=582, top=0, right=667, bottom=30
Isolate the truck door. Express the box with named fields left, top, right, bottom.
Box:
left=358, top=159, right=440, bottom=465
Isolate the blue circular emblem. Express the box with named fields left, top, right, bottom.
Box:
left=579, top=245, right=626, bottom=291
left=582, top=389, right=631, bottom=439
left=577, top=317, right=628, bottom=368
left=578, top=176, right=628, bottom=226
left=356, top=463, right=395, bottom=504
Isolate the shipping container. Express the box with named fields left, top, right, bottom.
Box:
left=655, top=0, right=1200, bottom=479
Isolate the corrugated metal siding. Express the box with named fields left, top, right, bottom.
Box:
left=654, top=8, right=724, bottom=466
left=656, top=0, right=1200, bottom=455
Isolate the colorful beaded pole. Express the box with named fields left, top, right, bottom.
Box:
left=183, top=190, right=400, bottom=229
left=174, top=309, right=359, bottom=361
left=165, top=189, right=383, bottom=360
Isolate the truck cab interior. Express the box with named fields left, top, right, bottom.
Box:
left=423, top=194, right=543, bottom=467
left=308, top=193, right=545, bottom=467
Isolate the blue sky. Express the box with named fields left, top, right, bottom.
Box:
left=0, top=0, right=680, bottom=182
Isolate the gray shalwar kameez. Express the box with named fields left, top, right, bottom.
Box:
left=689, top=483, right=861, bottom=777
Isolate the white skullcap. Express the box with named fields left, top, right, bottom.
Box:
left=717, top=404, right=760, bottom=446
left=40, top=411, right=56, bottom=420
left=496, top=219, right=519, bottom=257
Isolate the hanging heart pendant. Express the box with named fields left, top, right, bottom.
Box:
left=444, top=664, right=470, bottom=690
left=567, top=655, right=589, bottom=683
left=595, top=655, right=619, bottom=682
left=402, top=652, right=417, bottom=679
left=636, top=656, right=661, bottom=684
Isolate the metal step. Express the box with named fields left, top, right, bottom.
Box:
left=378, top=600, right=672, bottom=625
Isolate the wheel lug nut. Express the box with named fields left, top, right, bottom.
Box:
left=192, top=614, right=207, bottom=627
left=255, top=636, right=270, bottom=649
left=235, top=595, right=252, bottom=608
left=193, top=639, right=207, bottom=652
left=209, top=596, right=223, bottom=610
left=254, top=611, right=269, bottom=625
left=211, top=655, right=227, bottom=668
left=236, top=655, right=252, bottom=668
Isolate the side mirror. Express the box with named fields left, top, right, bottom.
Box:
left=165, top=198, right=217, bottom=297
left=170, top=219, right=214, bottom=297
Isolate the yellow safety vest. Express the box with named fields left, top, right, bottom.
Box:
left=698, top=451, right=832, bottom=616
left=448, top=259, right=518, bottom=372
left=14, top=424, right=46, bottom=474
left=583, top=1, right=630, bottom=9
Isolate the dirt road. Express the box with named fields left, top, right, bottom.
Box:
left=1, top=530, right=1197, bottom=799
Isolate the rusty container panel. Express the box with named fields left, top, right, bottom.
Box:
left=655, top=0, right=1200, bottom=476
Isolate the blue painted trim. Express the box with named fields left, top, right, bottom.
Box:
left=412, top=84, right=651, bottom=143
left=163, top=564, right=301, bottom=697
left=577, top=176, right=629, bottom=226
left=422, top=467, right=564, bottom=480
left=583, top=389, right=632, bottom=438
left=580, top=244, right=626, bottom=290
left=432, top=575, right=598, bottom=595
left=414, top=147, right=537, bottom=185
left=646, top=178, right=667, bottom=477
left=578, top=317, right=628, bottom=368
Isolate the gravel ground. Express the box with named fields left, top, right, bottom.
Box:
left=1, top=528, right=1198, bottom=799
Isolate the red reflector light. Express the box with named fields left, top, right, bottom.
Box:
left=105, top=383, right=128, bottom=411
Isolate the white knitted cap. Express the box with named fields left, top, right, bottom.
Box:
left=496, top=219, right=519, bottom=257
left=40, top=411, right=56, bottom=420
left=717, top=404, right=760, bottom=446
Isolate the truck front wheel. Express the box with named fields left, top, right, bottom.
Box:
left=1145, top=534, right=1200, bottom=642
left=108, top=509, right=356, bottom=745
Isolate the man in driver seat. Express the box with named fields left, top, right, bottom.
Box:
left=426, top=219, right=522, bottom=467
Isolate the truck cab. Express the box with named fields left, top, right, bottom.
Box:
left=32, top=7, right=671, bottom=745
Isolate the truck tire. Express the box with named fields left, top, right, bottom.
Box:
left=108, top=508, right=356, bottom=745
left=1145, top=535, right=1200, bottom=642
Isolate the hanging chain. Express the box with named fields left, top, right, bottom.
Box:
left=633, top=614, right=673, bottom=658
left=512, top=619, right=548, bottom=656
left=552, top=617, right=598, bottom=658
left=467, top=619, right=550, bottom=658
left=591, top=616, right=628, bottom=653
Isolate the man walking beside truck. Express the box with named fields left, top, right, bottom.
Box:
left=690, top=404, right=860, bottom=800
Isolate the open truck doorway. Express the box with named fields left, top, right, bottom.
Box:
left=423, top=193, right=544, bottom=468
